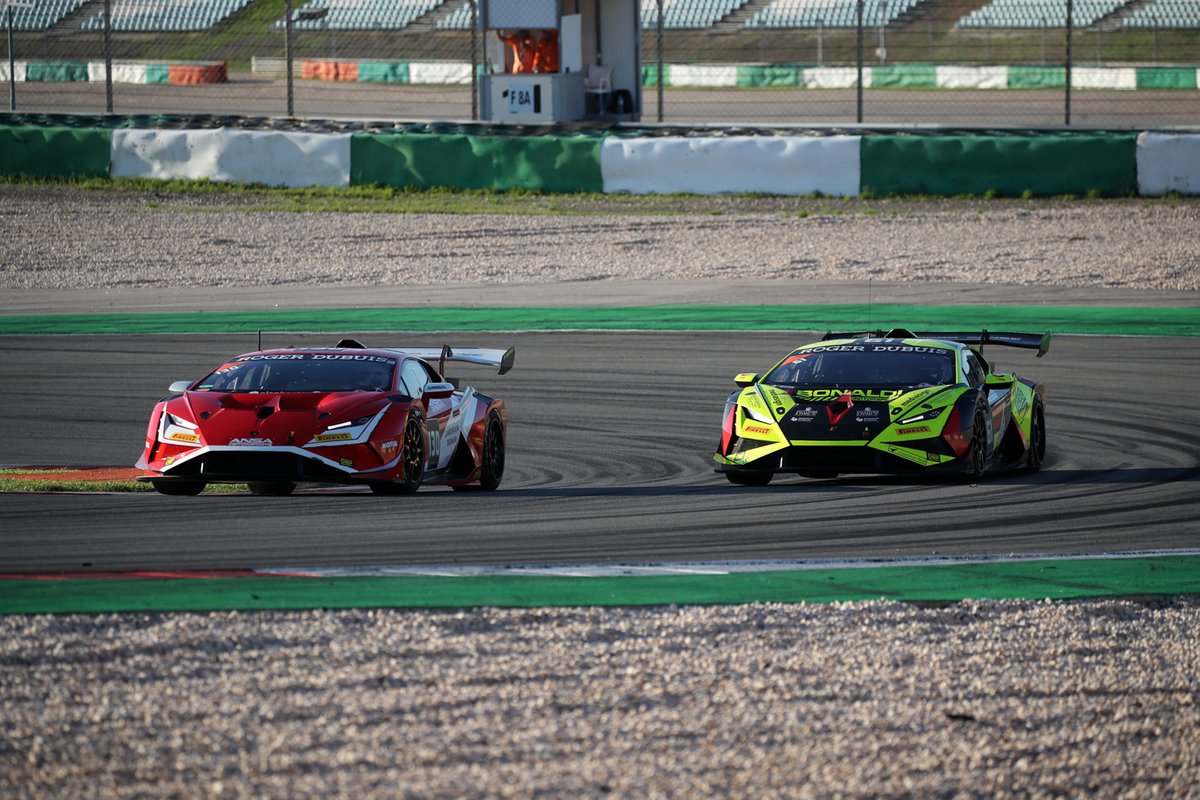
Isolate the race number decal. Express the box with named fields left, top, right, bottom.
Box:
left=426, top=420, right=441, bottom=468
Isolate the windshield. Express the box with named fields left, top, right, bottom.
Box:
left=193, top=354, right=397, bottom=393
left=764, top=345, right=956, bottom=389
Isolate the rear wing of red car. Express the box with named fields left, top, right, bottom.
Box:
left=335, top=340, right=516, bottom=375
left=821, top=328, right=1051, bottom=357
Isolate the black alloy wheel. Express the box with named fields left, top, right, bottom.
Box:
left=1025, top=401, right=1046, bottom=472
left=726, top=471, right=773, bottom=486
left=478, top=414, right=506, bottom=491
left=373, top=414, right=425, bottom=495
left=967, top=407, right=988, bottom=482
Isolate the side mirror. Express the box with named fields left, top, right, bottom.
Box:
left=168, top=380, right=192, bottom=393
left=734, top=373, right=758, bottom=388
left=422, top=382, right=456, bottom=400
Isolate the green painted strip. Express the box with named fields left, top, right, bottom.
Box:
left=24, top=60, right=89, bottom=82
left=1136, top=67, right=1197, bottom=90
left=145, top=64, right=171, bottom=85
left=357, top=60, right=409, bottom=83
left=737, top=64, right=802, bottom=88
left=860, top=133, right=1138, bottom=198
left=2, top=556, right=1197, bottom=614
left=1007, top=65, right=1066, bottom=89
left=350, top=131, right=603, bottom=193
left=870, top=63, right=938, bottom=88
left=0, top=304, right=1197, bottom=337
left=0, top=125, right=111, bottom=179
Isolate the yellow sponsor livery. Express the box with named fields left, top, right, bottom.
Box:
left=713, top=328, right=1051, bottom=486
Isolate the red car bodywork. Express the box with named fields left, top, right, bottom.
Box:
left=136, top=340, right=512, bottom=495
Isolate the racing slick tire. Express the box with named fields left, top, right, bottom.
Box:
left=967, top=406, right=988, bottom=483
left=1025, top=400, right=1046, bottom=473
left=454, top=412, right=506, bottom=492
left=372, top=414, right=425, bottom=495
left=726, top=470, right=773, bottom=487
left=248, top=482, right=296, bottom=496
left=151, top=480, right=205, bottom=496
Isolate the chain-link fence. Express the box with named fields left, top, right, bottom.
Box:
left=3, top=0, right=1198, bottom=127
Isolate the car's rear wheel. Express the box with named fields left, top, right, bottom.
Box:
left=967, top=407, right=988, bottom=482
left=478, top=413, right=505, bottom=491
left=373, top=415, right=425, bottom=495
left=1025, top=401, right=1046, bottom=472
left=726, top=471, right=773, bottom=487
left=151, top=480, right=205, bottom=496
left=248, top=482, right=295, bottom=496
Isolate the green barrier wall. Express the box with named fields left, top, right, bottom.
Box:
left=738, top=64, right=803, bottom=87
left=860, top=133, right=1138, bottom=197
left=24, top=61, right=89, bottom=82
left=1007, top=66, right=1066, bottom=89
left=870, top=63, right=938, bottom=88
left=358, top=61, right=409, bottom=83
left=1136, top=67, right=1197, bottom=90
left=0, top=125, right=111, bottom=179
left=350, top=132, right=604, bottom=192
left=145, top=64, right=170, bottom=85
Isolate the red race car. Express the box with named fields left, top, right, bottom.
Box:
left=136, top=339, right=514, bottom=496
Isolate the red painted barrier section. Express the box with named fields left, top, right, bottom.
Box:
left=301, top=59, right=359, bottom=82
left=168, top=62, right=228, bottom=85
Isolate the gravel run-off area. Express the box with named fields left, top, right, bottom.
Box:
left=2, top=186, right=1199, bottom=797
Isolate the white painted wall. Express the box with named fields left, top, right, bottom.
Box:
left=601, top=135, right=861, bottom=197
left=1137, top=133, right=1200, bottom=196
left=111, top=128, right=351, bottom=188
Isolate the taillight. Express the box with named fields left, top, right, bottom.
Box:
left=942, top=405, right=969, bottom=457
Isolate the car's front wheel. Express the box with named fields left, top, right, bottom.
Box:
left=726, top=471, right=772, bottom=487
left=372, top=414, right=425, bottom=495
left=151, top=480, right=205, bottom=496
left=967, top=406, right=988, bottom=482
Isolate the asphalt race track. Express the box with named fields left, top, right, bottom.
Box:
left=13, top=79, right=1200, bottom=127
left=1, top=330, right=1197, bottom=573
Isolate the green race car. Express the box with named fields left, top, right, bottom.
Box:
left=714, top=328, right=1050, bottom=486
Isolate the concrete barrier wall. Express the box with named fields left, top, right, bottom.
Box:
left=1137, top=133, right=1200, bottom=196
left=1, top=122, right=1196, bottom=197
left=110, top=128, right=351, bottom=188
left=601, top=135, right=860, bottom=196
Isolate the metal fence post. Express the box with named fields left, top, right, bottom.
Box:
left=103, top=0, right=112, bottom=113
left=285, top=0, right=294, bottom=117
left=470, top=0, right=477, bottom=120
left=656, top=0, right=664, bottom=122
left=856, top=0, right=863, bottom=124
left=6, top=4, right=14, bottom=112
left=1065, top=0, right=1073, bottom=125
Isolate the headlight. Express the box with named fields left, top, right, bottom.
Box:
left=310, top=413, right=380, bottom=444
left=160, top=413, right=201, bottom=446
left=898, top=408, right=946, bottom=425
left=742, top=404, right=775, bottom=424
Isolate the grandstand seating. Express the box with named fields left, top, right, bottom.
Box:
left=434, top=1, right=473, bottom=29
left=641, top=0, right=749, bottom=30
left=958, top=0, right=1132, bottom=29
left=5, top=0, right=87, bottom=31
left=285, top=0, right=444, bottom=31
left=1121, top=0, right=1200, bottom=28
left=78, top=0, right=255, bottom=32
left=745, top=0, right=925, bottom=29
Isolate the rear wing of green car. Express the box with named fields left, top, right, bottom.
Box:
left=821, top=328, right=1051, bottom=357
